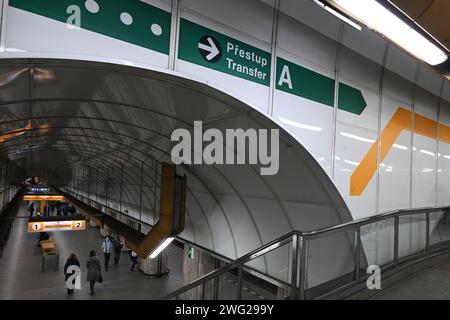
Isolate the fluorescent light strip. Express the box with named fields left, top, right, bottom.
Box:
left=279, top=116, right=322, bottom=132
left=324, top=5, right=362, bottom=31
left=393, top=143, right=408, bottom=151
left=149, top=237, right=175, bottom=259
left=344, top=159, right=360, bottom=166
left=420, top=149, right=435, bottom=157
left=332, top=0, right=448, bottom=66
left=340, top=132, right=375, bottom=143
left=313, top=0, right=362, bottom=31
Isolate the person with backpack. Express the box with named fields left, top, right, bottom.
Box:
left=113, top=236, right=123, bottom=267
left=129, top=250, right=139, bottom=272
left=101, top=236, right=113, bottom=271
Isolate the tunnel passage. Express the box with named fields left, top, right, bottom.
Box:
left=0, top=58, right=357, bottom=288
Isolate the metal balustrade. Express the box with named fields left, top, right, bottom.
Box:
left=63, top=186, right=450, bottom=300
left=162, top=205, right=450, bottom=300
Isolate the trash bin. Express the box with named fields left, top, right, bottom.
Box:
left=42, top=252, right=59, bottom=273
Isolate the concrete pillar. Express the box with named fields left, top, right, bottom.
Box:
left=139, top=251, right=169, bottom=276
left=181, top=244, right=220, bottom=300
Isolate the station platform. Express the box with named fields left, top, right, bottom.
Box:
left=0, top=202, right=184, bottom=300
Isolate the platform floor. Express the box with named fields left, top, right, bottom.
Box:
left=0, top=202, right=184, bottom=300
left=370, top=257, right=450, bottom=300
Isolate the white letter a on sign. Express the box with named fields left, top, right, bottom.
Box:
left=278, top=65, right=293, bottom=89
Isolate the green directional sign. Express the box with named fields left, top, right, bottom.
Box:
left=9, top=0, right=171, bottom=54
left=178, top=19, right=271, bottom=86
left=276, top=57, right=367, bottom=115
left=11, top=0, right=366, bottom=115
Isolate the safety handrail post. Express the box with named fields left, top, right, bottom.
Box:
left=426, top=211, right=430, bottom=251
left=354, top=227, right=361, bottom=280
left=237, top=263, right=243, bottom=300
left=290, top=234, right=299, bottom=299
left=298, top=235, right=307, bottom=300
left=201, top=282, right=206, bottom=300
left=213, top=276, right=219, bottom=300
left=394, top=215, right=399, bottom=264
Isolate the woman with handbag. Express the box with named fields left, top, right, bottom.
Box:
left=86, top=250, right=102, bottom=296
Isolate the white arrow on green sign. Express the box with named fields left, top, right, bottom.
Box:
left=178, top=19, right=366, bottom=115
left=277, top=57, right=367, bottom=115
left=178, top=19, right=271, bottom=86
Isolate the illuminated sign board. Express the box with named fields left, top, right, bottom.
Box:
left=30, top=187, right=50, bottom=193
left=23, top=195, right=64, bottom=201
left=28, top=220, right=85, bottom=233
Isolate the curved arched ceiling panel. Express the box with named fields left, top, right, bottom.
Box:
left=0, top=58, right=355, bottom=284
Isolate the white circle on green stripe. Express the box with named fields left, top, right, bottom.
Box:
left=85, top=0, right=99, bottom=14
left=120, top=12, right=133, bottom=25
left=151, top=24, right=162, bottom=36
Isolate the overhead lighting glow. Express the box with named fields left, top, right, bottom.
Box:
left=332, top=0, right=448, bottom=66
left=279, top=116, right=322, bottom=132
left=149, top=237, right=174, bottom=259
left=420, top=149, right=435, bottom=157
left=393, top=143, right=408, bottom=151
left=340, top=132, right=375, bottom=143
left=313, top=0, right=362, bottom=30
left=344, top=159, right=360, bottom=166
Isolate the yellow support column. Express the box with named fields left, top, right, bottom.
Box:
left=40, top=200, right=45, bottom=214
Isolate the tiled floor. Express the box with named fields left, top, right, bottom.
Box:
left=0, top=203, right=184, bottom=300
left=371, top=258, right=450, bottom=300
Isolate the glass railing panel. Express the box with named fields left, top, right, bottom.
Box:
left=243, top=241, right=290, bottom=300
left=305, top=230, right=355, bottom=295
left=360, top=218, right=395, bottom=267
left=216, top=268, right=241, bottom=300
left=430, top=210, right=450, bottom=245
left=398, top=213, right=427, bottom=258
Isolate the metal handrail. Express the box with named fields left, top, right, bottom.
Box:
left=66, top=186, right=450, bottom=300
left=163, top=230, right=297, bottom=300
left=162, top=204, right=450, bottom=300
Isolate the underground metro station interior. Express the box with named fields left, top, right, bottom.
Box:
left=0, top=0, right=450, bottom=308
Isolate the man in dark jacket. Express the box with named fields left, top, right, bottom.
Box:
left=28, top=203, right=35, bottom=217
left=113, top=237, right=123, bottom=267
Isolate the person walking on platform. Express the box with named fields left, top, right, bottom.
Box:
left=64, top=253, right=80, bottom=295
left=102, top=236, right=113, bottom=271
left=113, top=236, right=123, bottom=267
left=50, top=201, right=55, bottom=215
left=129, top=250, right=139, bottom=272
left=56, top=201, right=62, bottom=216
left=87, top=250, right=101, bottom=296
left=62, top=203, right=69, bottom=216
left=28, top=203, right=35, bottom=218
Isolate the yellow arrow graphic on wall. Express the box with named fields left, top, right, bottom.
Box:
left=350, top=107, right=450, bottom=196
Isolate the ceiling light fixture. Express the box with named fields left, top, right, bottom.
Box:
left=313, top=0, right=362, bottom=31
left=329, top=0, right=448, bottom=66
